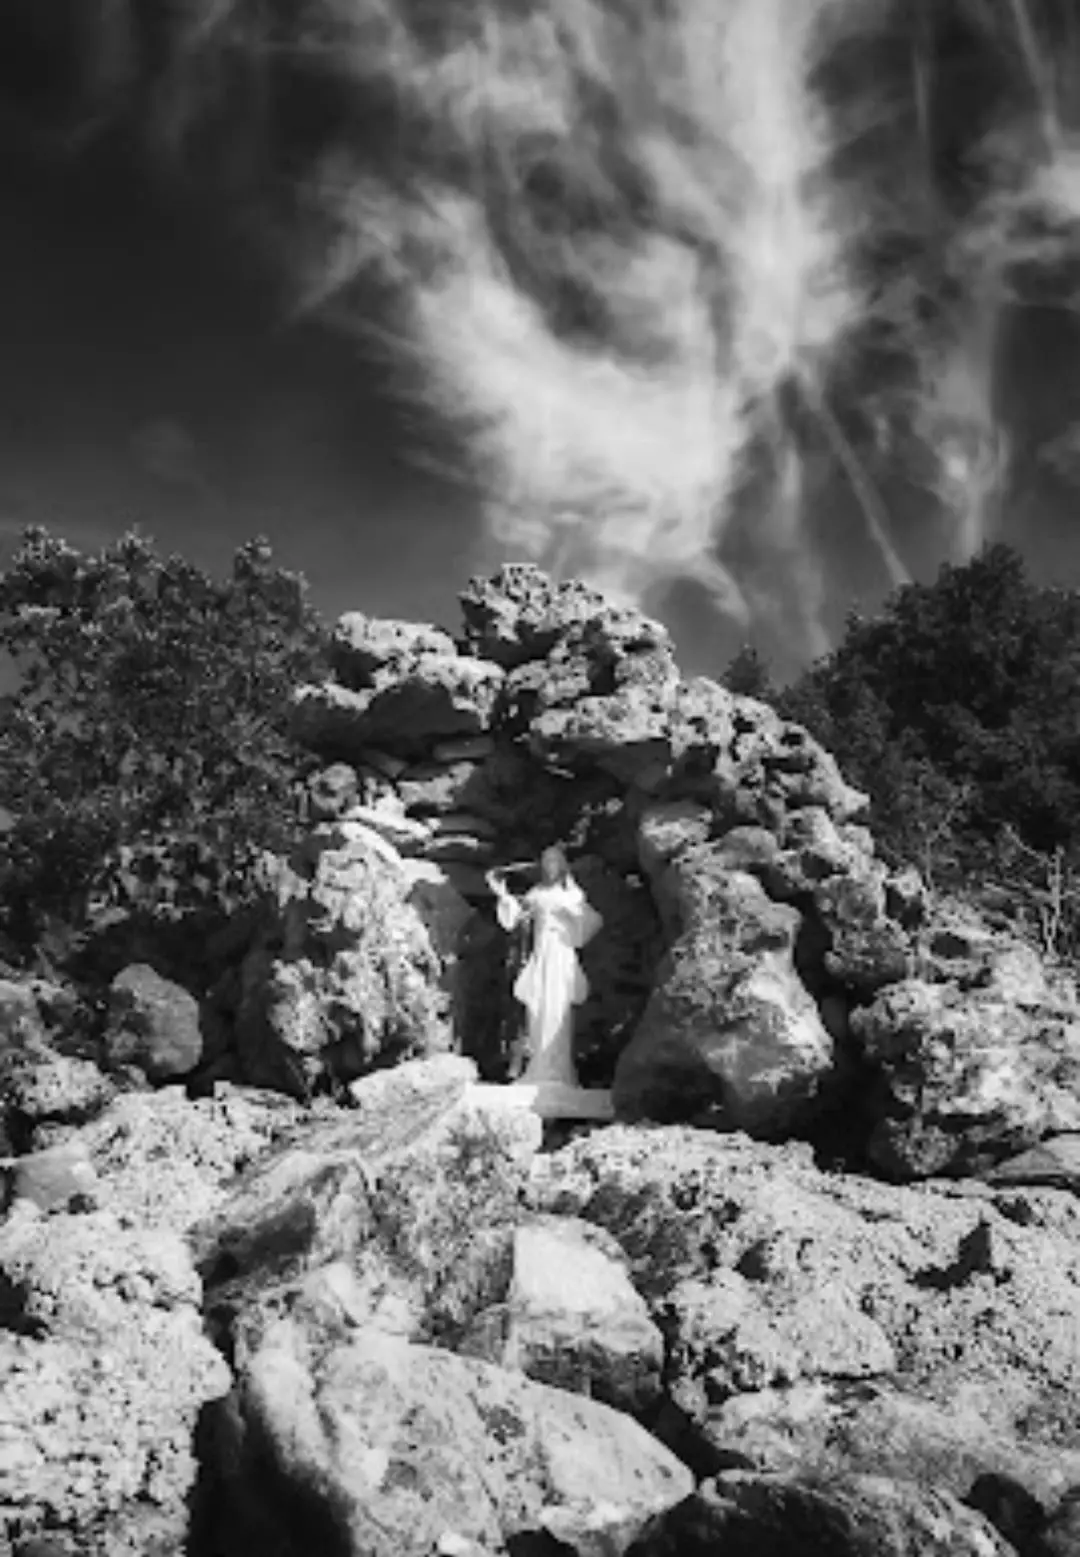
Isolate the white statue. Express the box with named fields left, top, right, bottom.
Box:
left=487, top=846, right=604, bottom=1088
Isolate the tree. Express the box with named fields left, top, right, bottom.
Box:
left=774, top=544, right=1080, bottom=954
left=722, top=643, right=776, bottom=702
left=0, top=527, right=328, bottom=957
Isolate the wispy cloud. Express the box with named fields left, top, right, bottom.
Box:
left=17, top=0, right=1080, bottom=663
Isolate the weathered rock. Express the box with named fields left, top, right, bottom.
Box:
left=6, top=1141, right=99, bottom=1214
left=981, top=1134, right=1080, bottom=1191
left=306, top=761, right=360, bottom=821
left=917, top=903, right=1053, bottom=994
left=1038, top=1488, right=1080, bottom=1556
left=209, top=1318, right=692, bottom=1557
left=664, top=683, right=869, bottom=826
left=192, top=1057, right=540, bottom=1361
left=639, top=1471, right=1016, bottom=1556
left=703, top=1381, right=1080, bottom=1514
left=853, top=978, right=1080, bottom=1177
left=885, top=866, right=929, bottom=928
left=3, top=1056, right=115, bottom=1136
left=358, top=1077, right=541, bottom=1346
left=104, top=964, right=203, bottom=1083
left=330, top=613, right=458, bottom=689
left=396, top=759, right=490, bottom=816
left=399, top=859, right=475, bottom=962
left=463, top=1215, right=664, bottom=1413
left=531, top=1127, right=1080, bottom=1508
left=0, top=981, right=114, bottom=1146
left=0, top=979, right=50, bottom=1052
left=459, top=562, right=673, bottom=671
left=614, top=855, right=835, bottom=1132
left=236, top=825, right=449, bottom=1095
left=530, top=683, right=679, bottom=790
left=292, top=651, right=504, bottom=760
left=0, top=1207, right=230, bottom=1552
left=636, top=801, right=714, bottom=878
left=342, top=804, right=435, bottom=854
left=35, top=1083, right=312, bottom=1232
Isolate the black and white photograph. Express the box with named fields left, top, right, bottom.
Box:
left=3, top=4, right=1080, bottom=1554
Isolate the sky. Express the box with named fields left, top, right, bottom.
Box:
left=4, top=1, right=1080, bottom=685
left=0, top=134, right=483, bottom=638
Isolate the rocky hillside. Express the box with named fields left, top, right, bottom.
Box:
left=2, top=564, right=1080, bottom=1556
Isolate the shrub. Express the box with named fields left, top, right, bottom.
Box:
left=0, top=527, right=328, bottom=963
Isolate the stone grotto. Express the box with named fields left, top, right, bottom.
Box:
left=2, top=564, right=1080, bottom=1556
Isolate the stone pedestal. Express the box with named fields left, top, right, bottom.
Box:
left=464, top=1081, right=614, bottom=1122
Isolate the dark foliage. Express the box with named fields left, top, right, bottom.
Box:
left=730, top=544, right=1080, bottom=959
left=0, top=527, right=328, bottom=966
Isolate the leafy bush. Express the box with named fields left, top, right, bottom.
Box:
left=0, top=527, right=328, bottom=963
left=730, top=545, right=1080, bottom=960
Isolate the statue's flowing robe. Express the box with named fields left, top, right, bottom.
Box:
left=497, top=879, right=603, bottom=1086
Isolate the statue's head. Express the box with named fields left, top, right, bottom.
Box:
left=539, top=844, right=570, bottom=885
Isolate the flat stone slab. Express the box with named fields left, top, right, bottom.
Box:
left=464, top=1082, right=615, bottom=1122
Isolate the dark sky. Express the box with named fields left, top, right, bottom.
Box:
left=6, top=4, right=1080, bottom=691
left=0, top=128, right=487, bottom=641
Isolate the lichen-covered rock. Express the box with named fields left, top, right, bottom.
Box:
left=206, top=1318, right=692, bottom=1557
left=306, top=761, right=360, bottom=821
left=104, top=964, right=203, bottom=1083
left=236, top=824, right=449, bottom=1095
left=0, top=979, right=50, bottom=1052
left=6, top=1141, right=99, bottom=1214
left=463, top=1215, right=664, bottom=1414
left=852, top=978, right=1080, bottom=1177
left=191, top=1056, right=540, bottom=1361
left=664, top=682, right=869, bottom=826
left=292, top=651, right=504, bottom=760
left=34, top=1083, right=312, bottom=1231
left=0, top=980, right=114, bottom=1147
left=458, top=562, right=670, bottom=671
left=702, top=1381, right=1080, bottom=1518
left=641, top=1472, right=1016, bottom=1557
left=343, top=803, right=435, bottom=854
left=981, top=1133, right=1080, bottom=1191
left=0, top=1208, right=230, bottom=1552
left=636, top=800, right=714, bottom=878
left=330, top=613, right=458, bottom=689
left=613, top=855, right=835, bottom=1132
left=531, top=1126, right=1080, bottom=1509
left=3, top=1055, right=115, bottom=1137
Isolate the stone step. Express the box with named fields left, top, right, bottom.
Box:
left=464, top=1081, right=615, bottom=1122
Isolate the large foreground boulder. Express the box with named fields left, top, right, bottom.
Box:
left=190, top=1056, right=542, bottom=1361
left=204, top=1318, right=692, bottom=1557
left=0, top=1206, right=229, bottom=1554
left=462, top=1214, right=665, bottom=1414
left=614, top=851, right=835, bottom=1133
